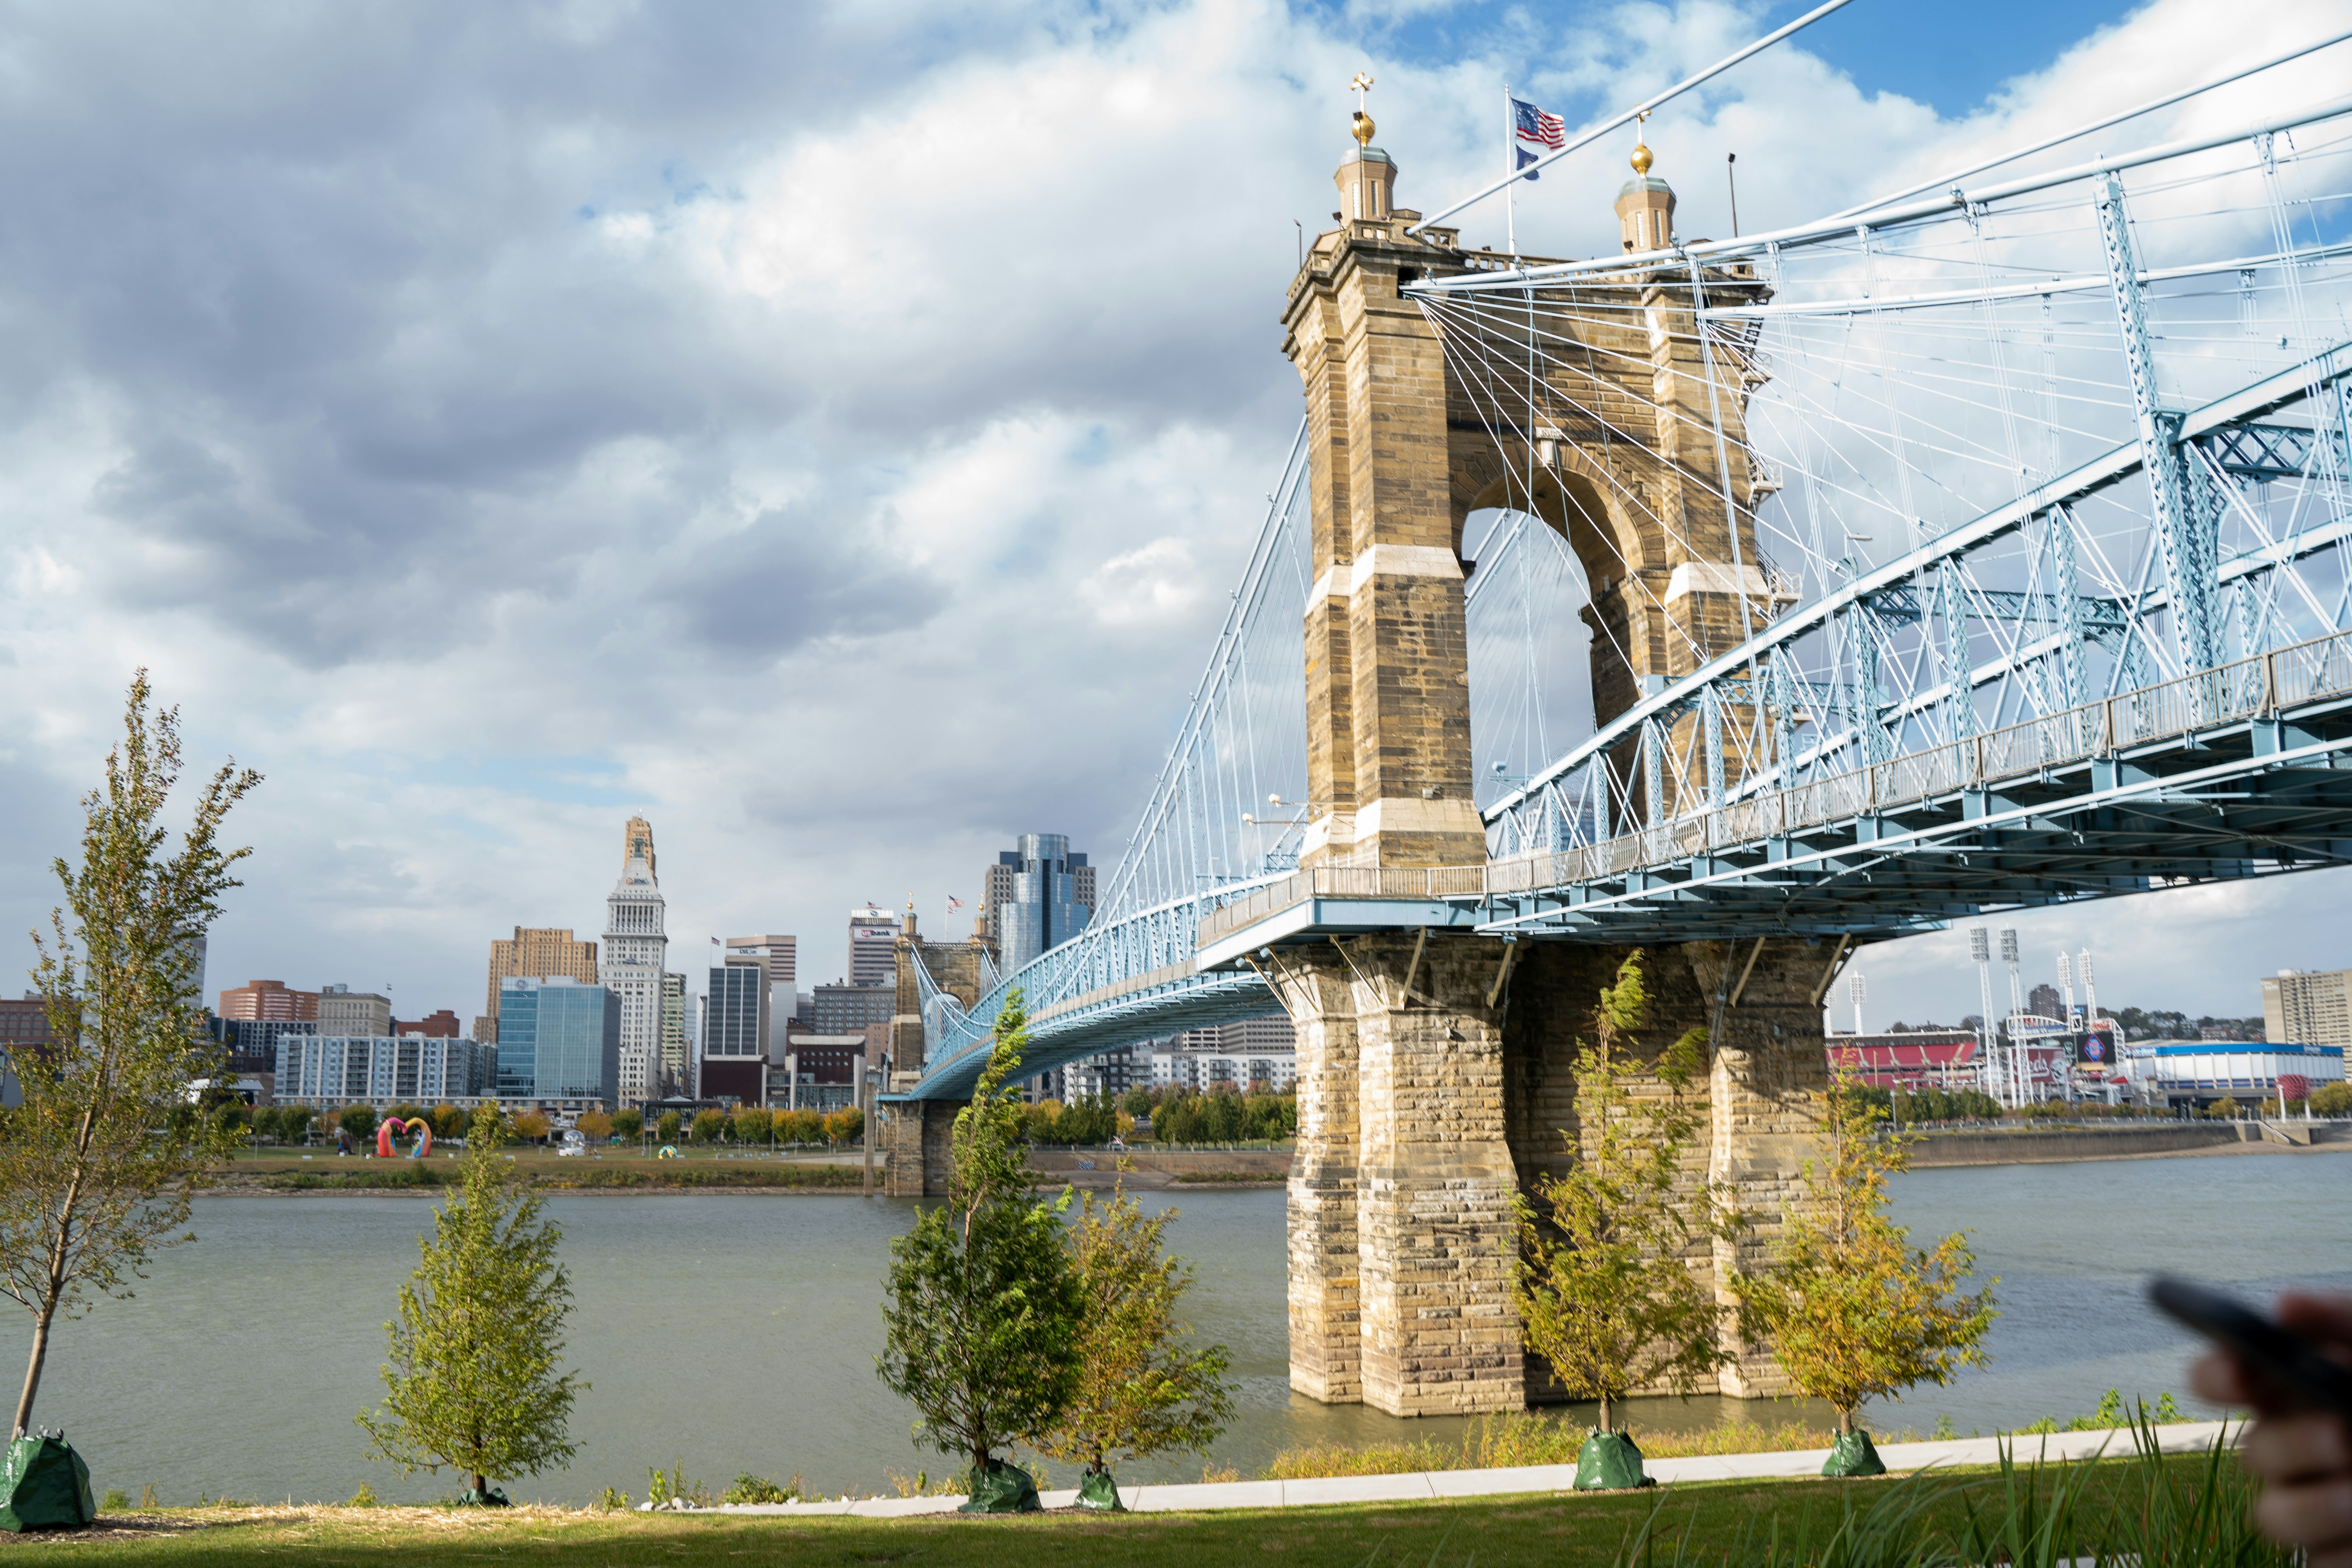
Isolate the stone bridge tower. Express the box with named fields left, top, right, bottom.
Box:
left=879, top=911, right=997, bottom=1200
left=1268, top=112, right=1831, bottom=1416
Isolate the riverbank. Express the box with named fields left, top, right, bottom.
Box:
left=1908, top=1120, right=2352, bottom=1166
left=201, top=1154, right=873, bottom=1195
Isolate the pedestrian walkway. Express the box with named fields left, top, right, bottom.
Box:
left=677, top=1419, right=2233, bottom=1518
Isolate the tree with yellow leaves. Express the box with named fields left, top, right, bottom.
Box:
left=1513, top=950, right=1740, bottom=1482
left=1031, top=1185, right=1232, bottom=1508
left=1732, top=1072, right=1996, bottom=1474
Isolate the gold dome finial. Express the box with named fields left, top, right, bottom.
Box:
left=1630, top=110, right=1653, bottom=175
left=1350, top=72, right=1376, bottom=146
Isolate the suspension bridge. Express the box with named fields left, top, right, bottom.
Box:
left=881, top=21, right=2352, bottom=1417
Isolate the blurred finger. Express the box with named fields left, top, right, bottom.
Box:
left=2243, top=1412, right=2352, bottom=1483
left=2189, top=1348, right=2251, bottom=1405
left=2253, top=1477, right=2352, bottom=1555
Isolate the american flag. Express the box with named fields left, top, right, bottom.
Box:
left=1505, top=98, right=1562, bottom=150
left=947, top=895, right=964, bottom=912
left=1513, top=97, right=1564, bottom=149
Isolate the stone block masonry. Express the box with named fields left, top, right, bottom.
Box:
left=1270, top=933, right=1523, bottom=1416
left=1278, top=929, right=1831, bottom=1414
left=1264, top=128, right=1816, bottom=1412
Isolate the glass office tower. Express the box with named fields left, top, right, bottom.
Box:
left=993, top=833, right=1093, bottom=973
left=495, top=976, right=621, bottom=1102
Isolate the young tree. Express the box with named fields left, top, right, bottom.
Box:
left=512, top=1111, right=550, bottom=1144
left=340, top=1103, right=381, bottom=1145
left=0, top=674, right=259, bottom=1438
left=357, top=1107, right=583, bottom=1500
left=610, top=1108, right=644, bottom=1141
left=576, top=1110, right=614, bottom=1143
left=1732, top=1075, right=1996, bottom=1447
left=1513, top=951, right=1738, bottom=1437
left=1033, top=1186, right=1233, bottom=1505
left=690, top=1109, right=724, bottom=1144
left=657, top=1110, right=682, bottom=1145
left=730, top=1107, right=770, bottom=1145
left=876, top=992, right=1083, bottom=1509
left=428, top=1104, right=466, bottom=1142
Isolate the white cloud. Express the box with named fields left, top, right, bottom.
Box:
left=1080, top=537, right=1203, bottom=626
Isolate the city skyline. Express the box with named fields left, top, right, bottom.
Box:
left=0, top=0, right=2346, bottom=1029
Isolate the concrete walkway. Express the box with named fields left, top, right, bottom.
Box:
left=667, top=1419, right=2234, bottom=1519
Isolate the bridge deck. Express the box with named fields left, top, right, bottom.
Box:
left=1198, top=626, right=2352, bottom=961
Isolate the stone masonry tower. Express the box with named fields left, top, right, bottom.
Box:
left=1270, top=107, right=1828, bottom=1417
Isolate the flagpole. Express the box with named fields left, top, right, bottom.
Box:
left=1503, top=83, right=1517, bottom=256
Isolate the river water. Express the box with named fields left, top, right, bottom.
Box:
left=4, top=1150, right=2345, bottom=1506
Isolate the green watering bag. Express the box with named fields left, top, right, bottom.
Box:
left=1822, top=1429, right=1888, bottom=1477
left=958, top=1458, right=1042, bottom=1514
left=0, top=1434, right=96, bottom=1533
left=1573, top=1430, right=1651, bottom=1491
left=1074, top=1467, right=1123, bottom=1510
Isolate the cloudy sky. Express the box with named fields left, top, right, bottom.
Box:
left=2, top=0, right=2347, bottom=1029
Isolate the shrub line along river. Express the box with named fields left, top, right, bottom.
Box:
left=6, top=1151, right=2344, bottom=1506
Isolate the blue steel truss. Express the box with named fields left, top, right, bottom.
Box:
left=899, top=877, right=1287, bottom=1100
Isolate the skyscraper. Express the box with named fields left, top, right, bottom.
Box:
left=848, top=908, right=900, bottom=988
left=659, top=970, right=689, bottom=1097
left=982, top=842, right=1096, bottom=946
left=726, top=935, right=798, bottom=1056
left=701, top=954, right=769, bottom=1105
left=989, top=835, right=1093, bottom=973
left=483, top=927, right=598, bottom=1043
left=603, top=818, right=669, bottom=1109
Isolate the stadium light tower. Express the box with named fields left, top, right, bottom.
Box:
left=2058, top=951, right=2078, bottom=1028
left=2079, top=950, right=2098, bottom=1023
left=1849, top=971, right=1866, bottom=1039
left=2000, top=928, right=2027, bottom=1103
left=1970, top=927, right=2002, bottom=1105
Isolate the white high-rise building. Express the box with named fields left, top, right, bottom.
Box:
left=603, top=816, right=668, bottom=1109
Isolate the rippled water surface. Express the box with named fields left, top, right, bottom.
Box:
left=4, top=1148, right=2343, bottom=1504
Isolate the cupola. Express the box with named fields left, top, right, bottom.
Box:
left=1614, top=131, right=1676, bottom=252
left=1336, top=106, right=1397, bottom=223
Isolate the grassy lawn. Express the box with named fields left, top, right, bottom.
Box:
left=0, top=1455, right=2277, bottom=1567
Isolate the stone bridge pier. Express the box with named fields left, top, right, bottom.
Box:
left=1267, top=931, right=1834, bottom=1415
left=1260, top=118, right=1829, bottom=1415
